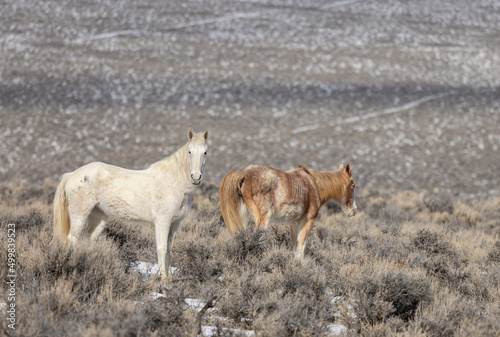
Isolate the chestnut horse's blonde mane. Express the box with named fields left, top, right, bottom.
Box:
left=299, top=166, right=347, bottom=205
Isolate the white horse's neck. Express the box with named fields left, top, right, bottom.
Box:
left=148, top=143, right=192, bottom=190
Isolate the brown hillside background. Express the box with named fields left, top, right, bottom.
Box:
left=1, top=0, right=499, bottom=200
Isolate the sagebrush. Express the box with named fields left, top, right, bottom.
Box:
left=1, top=182, right=499, bottom=336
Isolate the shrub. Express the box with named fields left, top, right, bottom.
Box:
left=103, top=220, right=155, bottom=264
left=267, top=225, right=293, bottom=250
left=224, top=227, right=267, bottom=264
left=19, top=236, right=145, bottom=304
left=143, top=294, right=191, bottom=336
left=352, top=270, right=431, bottom=325
left=423, top=192, right=454, bottom=214
left=174, top=236, right=222, bottom=283
left=80, top=292, right=192, bottom=337
left=217, top=253, right=332, bottom=332
left=1, top=180, right=499, bottom=336
left=458, top=306, right=500, bottom=337
left=487, top=241, right=500, bottom=263
left=446, top=202, right=483, bottom=228
left=410, top=229, right=490, bottom=297
left=218, top=268, right=267, bottom=321
left=253, top=294, right=332, bottom=337
left=0, top=208, right=46, bottom=232
left=0, top=180, right=56, bottom=207
left=412, top=229, right=460, bottom=261
left=259, top=246, right=294, bottom=274
left=416, top=290, right=479, bottom=337
left=280, top=259, right=328, bottom=300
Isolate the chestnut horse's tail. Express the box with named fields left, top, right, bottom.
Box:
left=219, top=170, right=246, bottom=234
left=53, top=173, right=71, bottom=243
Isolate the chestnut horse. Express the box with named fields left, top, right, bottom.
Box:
left=219, top=163, right=357, bottom=257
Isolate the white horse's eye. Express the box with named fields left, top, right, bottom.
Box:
left=188, top=151, right=192, bottom=155
left=204, top=151, right=207, bottom=155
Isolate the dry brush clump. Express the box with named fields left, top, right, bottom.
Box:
left=1, top=182, right=500, bottom=336
left=0, top=193, right=195, bottom=337
left=0, top=179, right=57, bottom=208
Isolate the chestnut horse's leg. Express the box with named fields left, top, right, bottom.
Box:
left=244, top=195, right=273, bottom=229
left=246, top=199, right=260, bottom=227
left=256, top=209, right=272, bottom=229
left=292, top=218, right=316, bottom=258
left=243, top=194, right=266, bottom=228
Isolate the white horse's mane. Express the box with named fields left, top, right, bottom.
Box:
left=148, top=143, right=188, bottom=172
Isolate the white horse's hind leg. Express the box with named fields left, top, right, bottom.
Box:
left=88, top=207, right=108, bottom=240
left=67, top=189, right=97, bottom=245
left=67, top=213, right=88, bottom=245
left=67, top=232, right=79, bottom=245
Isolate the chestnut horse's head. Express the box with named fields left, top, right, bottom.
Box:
left=338, top=163, right=357, bottom=217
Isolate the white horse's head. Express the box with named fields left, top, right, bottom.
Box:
left=187, top=129, right=209, bottom=185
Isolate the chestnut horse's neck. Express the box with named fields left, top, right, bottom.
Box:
left=303, top=168, right=348, bottom=205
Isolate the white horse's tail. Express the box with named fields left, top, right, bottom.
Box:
left=219, top=170, right=246, bottom=234
left=53, top=173, right=71, bottom=243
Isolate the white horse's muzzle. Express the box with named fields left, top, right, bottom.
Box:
left=191, top=174, right=202, bottom=185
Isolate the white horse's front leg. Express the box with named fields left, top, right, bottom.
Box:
left=165, top=218, right=182, bottom=278
left=155, top=219, right=172, bottom=282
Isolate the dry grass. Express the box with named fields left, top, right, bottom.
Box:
left=1, top=181, right=499, bottom=336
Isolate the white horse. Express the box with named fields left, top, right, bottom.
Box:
left=53, top=129, right=209, bottom=281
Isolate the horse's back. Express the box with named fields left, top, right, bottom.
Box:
left=240, top=165, right=318, bottom=222
left=65, top=162, right=114, bottom=191
left=63, top=161, right=158, bottom=223
left=241, top=164, right=313, bottom=196
left=68, top=161, right=151, bottom=185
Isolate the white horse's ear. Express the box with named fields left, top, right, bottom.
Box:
left=188, top=129, right=194, bottom=140
left=203, top=130, right=209, bottom=141
left=338, top=163, right=344, bottom=170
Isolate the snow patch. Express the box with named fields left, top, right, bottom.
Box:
left=130, top=261, right=177, bottom=280
left=328, top=324, right=348, bottom=335
left=131, top=262, right=349, bottom=336
left=201, top=325, right=255, bottom=336
left=292, top=93, right=451, bottom=134
left=321, top=0, right=361, bottom=9
left=71, top=12, right=266, bottom=44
